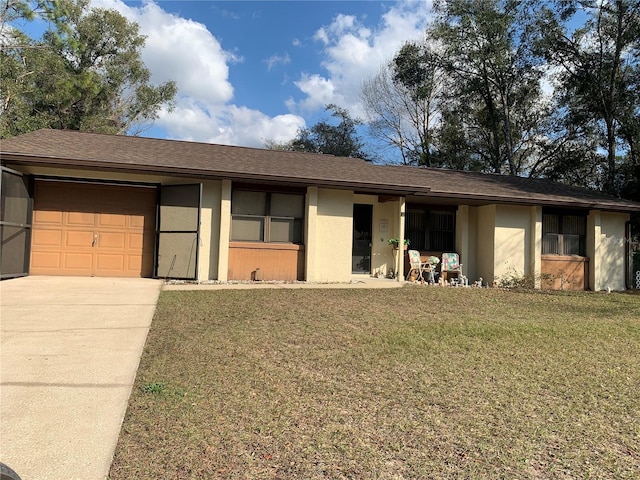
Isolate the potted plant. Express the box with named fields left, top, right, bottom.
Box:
left=388, top=238, right=410, bottom=250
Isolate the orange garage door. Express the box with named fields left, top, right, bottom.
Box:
left=30, top=180, right=157, bottom=277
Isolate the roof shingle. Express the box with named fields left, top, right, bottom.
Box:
left=1, top=129, right=638, bottom=212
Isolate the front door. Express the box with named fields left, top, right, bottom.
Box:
left=352, top=204, right=372, bottom=273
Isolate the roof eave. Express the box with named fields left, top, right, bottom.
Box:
left=424, top=191, right=637, bottom=213
left=1, top=154, right=431, bottom=196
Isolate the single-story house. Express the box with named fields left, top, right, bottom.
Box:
left=1, top=129, right=638, bottom=290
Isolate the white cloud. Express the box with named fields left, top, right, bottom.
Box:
left=134, top=2, right=236, bottom=104
left=265, top=53, right=291, bottom=71
left=294, top=74, right=339, bottom=111
left=158, top=100, right=304, bottom=147
left=91, top=0, right=304, bottom=147
left=87, top=0, right=432, bottom=146
left=292, top=1, right=433, bottom=118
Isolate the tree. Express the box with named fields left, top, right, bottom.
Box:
left=429, top=0, right=549, bottom=176
left=361, top=41, right=447, bottom=167
left=1, top=0, right=176, bottom=138
left=534, top=0, right=640, bottom=195
left=266, top=104, right=372, bottom=161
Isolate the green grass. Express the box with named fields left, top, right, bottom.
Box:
left=109, top=287, right=640, bottom=479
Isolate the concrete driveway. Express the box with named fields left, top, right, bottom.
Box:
left=0, top=276, right=161, bottom=480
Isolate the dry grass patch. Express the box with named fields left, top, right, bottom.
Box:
left=109, top=288, right=640, bottom=479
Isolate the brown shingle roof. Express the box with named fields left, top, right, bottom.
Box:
left=1, top=129, right=638, bottom=213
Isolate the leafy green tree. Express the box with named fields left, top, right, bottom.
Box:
left=267, top=104, right=372, bottom=161
left=1, top=0, right=176, bottom=138
left=429, top=0, right=549, bottom=176
left=534, top=0, right=640, bottom=194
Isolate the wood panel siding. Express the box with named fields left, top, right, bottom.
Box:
left=541, top=255, right=589, bottom=291
left=228, top=242, right=304, bottom=281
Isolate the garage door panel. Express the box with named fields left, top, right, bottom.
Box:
left=31, top=181, right=157, bottom=277
left=129, top=232, right=144, bottom=249
left=33, top=210, right=63, bottom=225
left=129, top=215, right=149, bottom=229
left=99, top=232, right=126, bottom=249
left=127, top=255, right=143, bottom=270
left=63, top=253, right=93, bottom=270
left=96, top=254, right=125, bottom=270
left=65, top=230, right=94, bottom=248
left=35, top=183, right=65, bottom=206
left=98, top=213, right=128, bottom=228
left=32, top=229, right=63, bottom=247
left=31, top=251, right=61, bottom=269
left=67, top=211, right=96, bottom=227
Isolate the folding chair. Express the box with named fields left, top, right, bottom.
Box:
left=441, top=252, right=463, bottom=285
left=406, top=249, right=433, bottom=283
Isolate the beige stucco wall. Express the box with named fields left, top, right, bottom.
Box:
left=530, top=206, right=542, bottom=288
left=306, top=188, right=353, bottom=282
left=216, top=180, right=231, bottom=282
left=493, top=205, right=534, bottom=283
left=470, top=205, right=539, bottom=286
left=452, top=205, right=480, bottom=282
left=199, top=180, right=222, bottom=281
left=475, top=205, right=496, bottom=285
left=588, top=210, right=629, bottom=291
left=456, top=205, right=473, bottom=281
left=587, top=210, right=600, bottom=290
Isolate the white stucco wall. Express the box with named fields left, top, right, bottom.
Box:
left=306, top=188, right=353, bottom=282
left=589, top=211, right=629, bottom=291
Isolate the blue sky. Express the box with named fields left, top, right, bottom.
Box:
left=88, top=0, right=433, bottom=147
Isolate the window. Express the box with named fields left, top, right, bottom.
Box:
left=231, top=190, right=304, bottom=243
left=543, top=211, right=586, bottom=256
left=405, top=207, right=455, bottom=251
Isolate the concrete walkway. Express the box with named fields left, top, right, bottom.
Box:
left=0, top=276, right=161, bottom=480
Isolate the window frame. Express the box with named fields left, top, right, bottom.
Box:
left=404, top=205, right=456, bottom=252
left=542, top=209, right=587, bottom=256
left=231, top=187, right=305, bottom=244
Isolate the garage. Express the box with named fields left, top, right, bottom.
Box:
left=30, top=180, right=157, bottom=277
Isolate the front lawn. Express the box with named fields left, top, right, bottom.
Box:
left=109, top=287, right=640, bottom=479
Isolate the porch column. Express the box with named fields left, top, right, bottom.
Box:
left=305, top=187, right=318, bottom=282
left=397, top=197, right=406, bottom=281
left=217, top=179, right=231, bottom=282
left=587, top=210, right=602, bottom=291
left=530, top=206, right=542, bottom=289
left=456, top=205, right=470, bottom=279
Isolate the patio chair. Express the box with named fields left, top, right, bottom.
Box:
left=441, top=252, right=463, bottom=285
left=406, top=249, right=434, bottom=283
